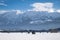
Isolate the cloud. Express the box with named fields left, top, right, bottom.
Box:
left=0, top=10, right=24, bottom=15
left=0, top=3, right=7, bottom=6
left=11, top=10, right=24, bottom=15
left=0, top=10, right=9, bottom=14
left=56, top=10, right=60, bottom=13
left=28, top=3, right=55, bottom=13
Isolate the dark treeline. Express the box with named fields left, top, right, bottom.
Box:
left=0, top=28, right=60, bottom=34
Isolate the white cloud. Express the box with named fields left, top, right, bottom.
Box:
left=12, top=10, right=24, bottom=15
left=48, top=9, right=54, bottom=13
left=0, top=10, right=24, bottom=15
left=56, top=10, right=60, bottom=13
left=0, top=3, right=7, bottom=6
left=28, top=3, right=55, bottom=13
left=0, top=10, right=9, bottom=14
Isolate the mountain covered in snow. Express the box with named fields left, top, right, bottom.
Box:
left=0, top=11, right=60, bottom=30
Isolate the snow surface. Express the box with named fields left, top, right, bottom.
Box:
left=0, top=33, right=60, bottom=40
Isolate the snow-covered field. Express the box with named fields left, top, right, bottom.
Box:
left=0, top=33, right=60, bottom=40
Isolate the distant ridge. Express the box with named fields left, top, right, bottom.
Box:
left=0, top=28, right=60, bottom=34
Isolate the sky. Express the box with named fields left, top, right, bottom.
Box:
left=0, top=0, right=60, bottom=14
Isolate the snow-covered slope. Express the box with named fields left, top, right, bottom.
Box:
left=0, top=33, right=60, bottom=40
left=0, top=11, right=60, bottom=30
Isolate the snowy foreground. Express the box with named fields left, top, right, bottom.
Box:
left=0, top=33, right=60, bottom=40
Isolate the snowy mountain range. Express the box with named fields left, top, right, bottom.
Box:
left=0, top=11, right=60, bottom=30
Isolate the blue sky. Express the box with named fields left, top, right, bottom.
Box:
left=0, top=0, right=60, bottom=13
left=0, top=0, right=60, bottom=10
